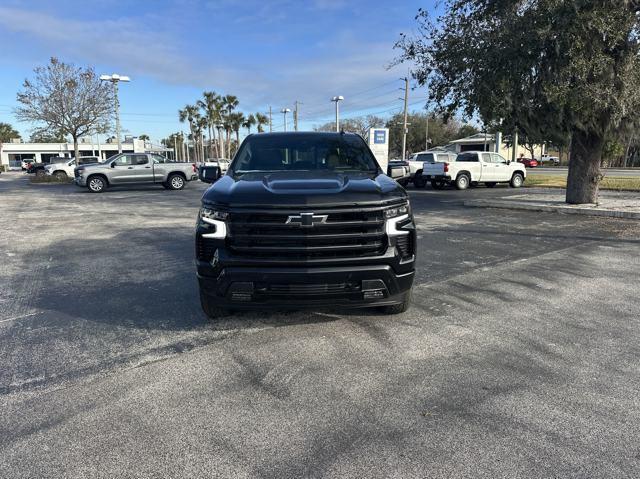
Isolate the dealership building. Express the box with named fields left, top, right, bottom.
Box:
left=0, top=137, right=172, bottom=169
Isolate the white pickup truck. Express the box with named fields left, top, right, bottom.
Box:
left=422, top=151, right=526, bottom=190
left=407, top=150, right=458, bottom=187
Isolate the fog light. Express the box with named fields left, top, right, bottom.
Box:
left=231, top=292, right=252, bottom=302
left=364, top=290, right=385, bottom=299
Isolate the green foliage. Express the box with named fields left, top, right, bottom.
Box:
left=138, top=134, right=149, bottom=141
left=314, top=115, right=385, bottom=137
left=0, top=122, right=20, bottom=142
left=395, top=2, right=640, bottom=142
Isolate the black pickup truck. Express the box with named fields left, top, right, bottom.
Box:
left=195, top=132, right=416, bottom=317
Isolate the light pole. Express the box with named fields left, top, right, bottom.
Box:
left=100, top=73, right=130, bottom=154
left=281, top=108, right=291, bottom=132
left=331, top=96, right=344, bottom=132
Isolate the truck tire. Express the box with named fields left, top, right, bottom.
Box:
left=53, top=171, right=68, bottom=181
left=431, top=179, right=446, bottom=190
left=485, top=182, right=497, bottom=188
left=510, top=173, right=524, bottom=188
left=199, top=289, right=229, bottom=319
left=413, top=172, right=427, bottom=188
left=167, top=173, right=185, bottom=190
left=380, top=290, right=411, bottom=315
left=87, top=175, right=107, bottom=193
left=455, top=173, right=470, bottom=190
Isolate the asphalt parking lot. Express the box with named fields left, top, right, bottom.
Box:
left=1, top=172, right=639, bottom=478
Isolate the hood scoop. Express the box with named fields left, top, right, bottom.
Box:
left=263, top=172, right=349, bottom=192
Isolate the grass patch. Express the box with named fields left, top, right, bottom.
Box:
left=526, top=174, right=640, bottom=191
left=30, top=174, right=73, bottom=184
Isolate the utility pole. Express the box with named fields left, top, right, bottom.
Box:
left=268, top=106, right=273, bottom=133
left=401, top=77, right=409, bottom=160
left=331, top=96, right=344, bottom=132
left=294, top=100, right=302, bottom=132
left=425, top=113, right=429, bottom=151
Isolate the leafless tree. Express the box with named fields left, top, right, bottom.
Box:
left=15, top=57, right=113, bottom=161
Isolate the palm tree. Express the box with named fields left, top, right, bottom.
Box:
left=229, top=112, right=245, bottom=156
left=138, top=134, right=150, bottom=141
left=242, top=114, right=257, bottom=135
left=179, top=104, right=199, bottom=161
left=196, top=115, right=208, bottom=163
left=198, top=91, right=223, bottom=158
left=221, top=95, right=239, bottom=157
left=255, top=113, right=269, bottom=133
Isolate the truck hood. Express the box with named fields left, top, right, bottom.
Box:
left=202, top=171, right=406, bottom=208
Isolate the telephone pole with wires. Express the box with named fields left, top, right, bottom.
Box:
left=400, top=77, right=409, bottom=160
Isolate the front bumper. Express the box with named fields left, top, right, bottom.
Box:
left=197, top=262, right=415, bottom=310
left=74, top=176, right=87, bottom=186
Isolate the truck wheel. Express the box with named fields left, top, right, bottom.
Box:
left=455, top=174, right=470, bottom=190
left=380, top=290, right=411, bottom=315
left=54, top=171, right=67, bottom=181
left=485, top=182, right=497, bottom=188
left=510, top=173, right=524, bottom=188
left=431, top=179, right=446, bottom=190
left=167, top=174, right=185, bottom=190
left=87, top=175, right=107, bottom=193
left=199, top=289, right=229, bottom=319
left=413, top=174, right=427, bottom=188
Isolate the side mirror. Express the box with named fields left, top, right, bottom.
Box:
left=506, top=160, right=511, bottom=165
left=110, top=162, right=116, bottom=168
left=199, top=165, right=219, bottom=183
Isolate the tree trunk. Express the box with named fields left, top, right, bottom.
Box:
left=72, top=134, right=80, bottom=162
left=566, top=129, right=604, bottom=204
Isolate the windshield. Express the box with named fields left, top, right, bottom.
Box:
left=231, top=134, right=380, bottom=175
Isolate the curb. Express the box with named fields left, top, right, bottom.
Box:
left=463, top=199, right=640, bottom=220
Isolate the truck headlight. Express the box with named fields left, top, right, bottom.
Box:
left=199, top=207, right=227, bottom=239
left=384, top=202, right=411, bottom=237
left=384, top=202, right=410, bottom=219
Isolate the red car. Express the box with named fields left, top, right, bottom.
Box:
left=517, top=157, right=538, bottom=168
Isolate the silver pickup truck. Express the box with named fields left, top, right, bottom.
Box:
left=74, top=153, right=198, bottom=193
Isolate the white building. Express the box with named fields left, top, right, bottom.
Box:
left=0, top=137, right=171, bottom=169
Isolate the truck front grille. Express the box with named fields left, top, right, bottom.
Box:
left=227, top=207, right=387, bottom=260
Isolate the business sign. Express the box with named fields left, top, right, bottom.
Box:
left=367, top=128, right=389, bottom=171
left=374, top=130, right=386, bottom=144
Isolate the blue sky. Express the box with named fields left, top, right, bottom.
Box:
left=0, top=0, right=435, bottom=142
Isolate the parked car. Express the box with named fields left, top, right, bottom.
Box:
left=387, top=160, right=411, bottom=187
left=540, top=155, right=560, bottom=165
left=74, top=152, right=198, bottom=193
left=407, top=150, right=457, bottom=187
left=196, top=132, right=416, bottom=318
left=422, top=151, right=526, bottom=189
left=517, top=157, right=539, bottom=168
left=21, top=159, right=36, bottom=171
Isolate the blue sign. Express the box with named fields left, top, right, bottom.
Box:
left=374, top=130, right=386, bottom=144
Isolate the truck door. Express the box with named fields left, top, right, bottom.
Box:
left=479, top=152, right=502, bottom=181
left=491, top=153, right=512, bottom=181
left=109, top=154, right=136, bottom=183
left=129, top=154, right=154, bottom=183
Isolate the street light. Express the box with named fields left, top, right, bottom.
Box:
left=281, top=108, right=291, bottom=132
left=100, top=73, right=131, bottom=154
left=331, top=96, right=344, bottom=132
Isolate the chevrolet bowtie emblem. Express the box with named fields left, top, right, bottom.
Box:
left=286, top=213, right=328, bottom=227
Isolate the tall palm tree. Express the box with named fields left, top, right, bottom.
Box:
left=221, top=95, right=239, bottom=157
left=255, top=113, right=269, bottom=133
left=231, top=112, right=245, bottom=156
left=196, top=115, right=208, bottom=163
left=178, top=104, right=199, bottom=162
left=198, top=91, right=223, bottom=158
left=242, top=114, right=256, bottom=135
